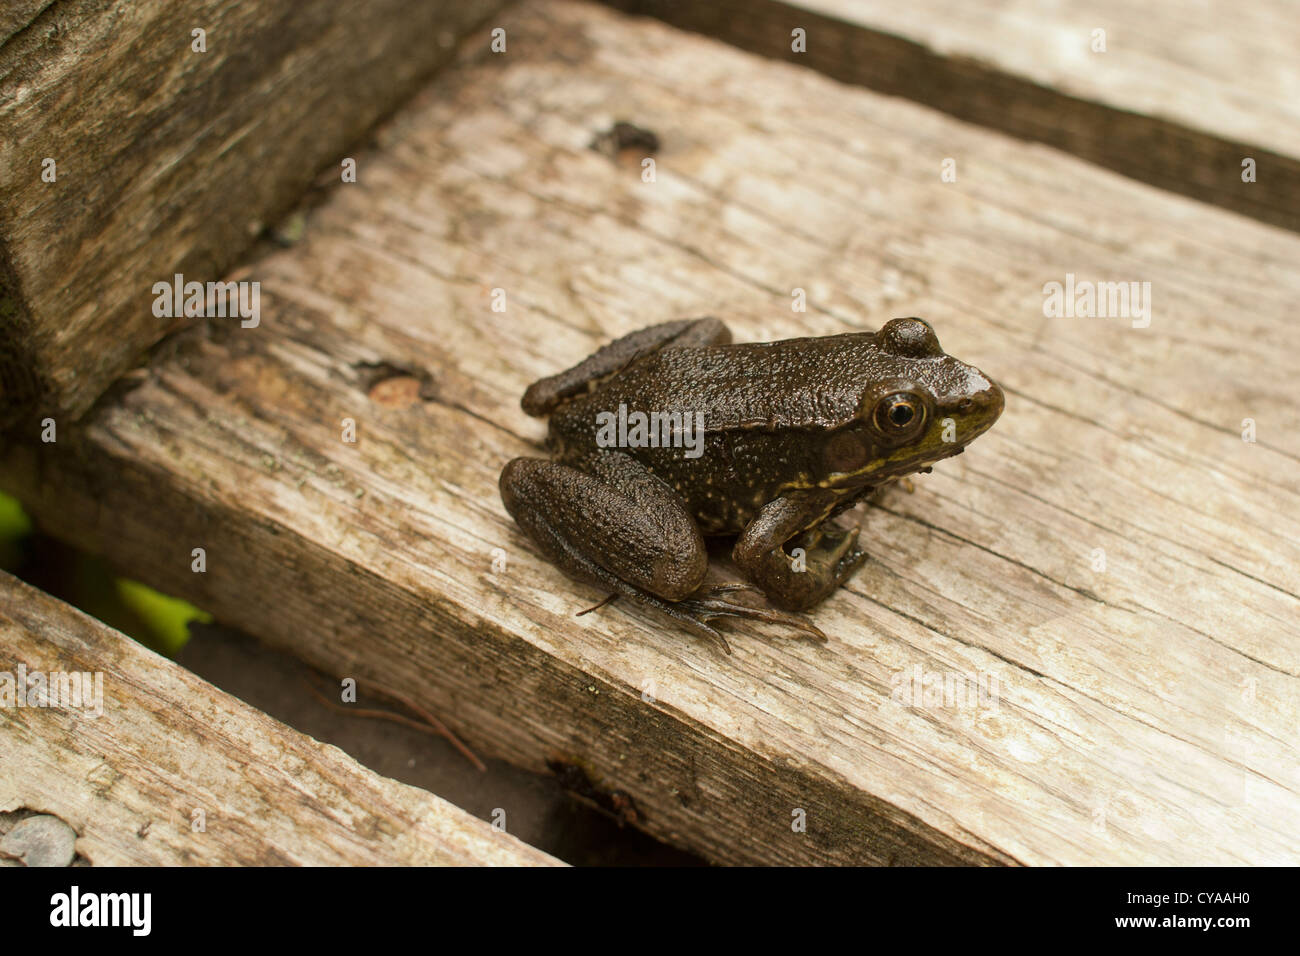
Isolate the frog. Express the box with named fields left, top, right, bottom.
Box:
left=500, top=316, right=1004, bottom=654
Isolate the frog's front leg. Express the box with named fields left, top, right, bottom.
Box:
left=733, top=493, right=869, bottom=611
left=500, top=451, right=824, bottom=653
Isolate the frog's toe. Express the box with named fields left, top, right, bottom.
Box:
left=675, top=595, right=828, bottom=646
left=698, top=581, right=762, bottom=596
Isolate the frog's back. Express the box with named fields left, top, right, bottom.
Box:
left=597, top=331, right=885, bottom=431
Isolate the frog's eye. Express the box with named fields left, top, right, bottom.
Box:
left=873, top=392, right=926, bottom=437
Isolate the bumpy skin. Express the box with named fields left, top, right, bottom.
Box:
left=500, top=317, right=1004, bottom=653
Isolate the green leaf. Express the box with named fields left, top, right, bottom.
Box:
left=114, top=578, right=212, bottom=656
left=0, top=491, right=33, bottom=570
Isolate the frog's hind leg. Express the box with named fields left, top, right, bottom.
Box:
left=522, top=317, right=730, bottom=416
left=502, top=450, right=708, bottom=600
left=499, top=451, right=821, bottom=654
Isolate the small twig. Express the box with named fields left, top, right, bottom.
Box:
left=360, top=678, right=488, bottom=773
left=301, top=678, right=439, bottom=736
left=299, top=675, right=487, bottom=772
left=576, top=593, right=618, bottom=617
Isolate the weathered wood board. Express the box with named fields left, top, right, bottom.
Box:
left=173, top=621, right=701, bottom=865
left=2, top=0, right=1298, bottom=864
left=0, top=0, right=506, bottom=427
left=0, top=572, right=561, bottom=866
left=607, top=0, right=1300, bottom=233
left=0, top=1, right=53, bottom=46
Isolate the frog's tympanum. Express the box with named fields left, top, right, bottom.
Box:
left=500, top=317, right=1003, bottom=653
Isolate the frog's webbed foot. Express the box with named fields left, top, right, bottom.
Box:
left=697, top=581, right=761, bottom=596
left=673, top=589, right=829, bottom=654
left=581, top=583, right=824, bottom=656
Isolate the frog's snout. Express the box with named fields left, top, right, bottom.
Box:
left=946, top=368, right=1004, bottom=445
left=960, top=376, right=1004, bottom=440
left=975, top=378, right=1005, bottom=421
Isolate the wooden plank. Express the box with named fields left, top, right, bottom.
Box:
left=174, top=622, right=701, bottom=865
left=0, top=0, right=506, bottom=428
left=0, top=1, right=54, bottom=46
left=3, top=0, right=1298, bottom=865
left=0, top=572, right=561, bottom=866
left=606, top=0, right=1300, bottom=234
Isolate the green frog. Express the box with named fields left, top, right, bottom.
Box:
left=500, top=317, right=1003, bottom=653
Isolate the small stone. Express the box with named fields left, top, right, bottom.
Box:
left=0, top=815, right=77, bottom=867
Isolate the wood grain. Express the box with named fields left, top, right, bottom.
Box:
left=606, top=0, right=1300, bottom=234
left=0, top=1, right=54, bottom=47
left=0, top=573, right=562, bottom=866
left=3, top=0, right=1297, bottom=865
left=0, top=0, right=506, bottom=427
